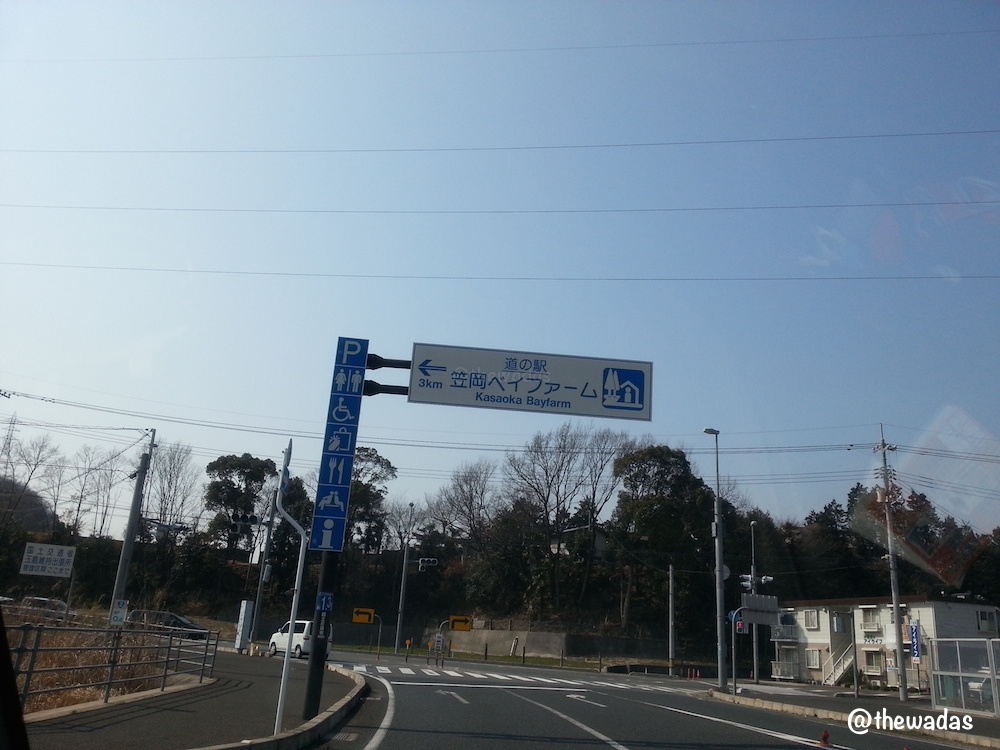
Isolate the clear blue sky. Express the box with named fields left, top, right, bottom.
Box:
left=2, top=2, right=998, bottom=540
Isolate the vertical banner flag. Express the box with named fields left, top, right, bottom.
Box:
left=310, top=337, right=368, bottom=551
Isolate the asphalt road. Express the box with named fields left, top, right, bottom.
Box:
left=25, top=650, right=356, bottom=750
left=318, top=651, right=993, bottom=750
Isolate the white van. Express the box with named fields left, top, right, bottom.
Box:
left=268, top=619, right=328, bottom=658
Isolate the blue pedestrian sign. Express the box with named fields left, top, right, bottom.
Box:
left=310, top=337, right=368, bottom=551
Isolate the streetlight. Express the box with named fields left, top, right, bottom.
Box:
left=704, top=427, right=725, bottom=690
left=394, top=502, right=416, bottom=654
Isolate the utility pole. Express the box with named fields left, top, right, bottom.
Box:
left=250, top=490, right=278, bottom=646
left=704, top=428, right=726, bottom=691
left=877, top=424, right=908, bottom=702
left=111, top=429, right=155, bottom=608
left=750, top=520, right=759, bottom=684
left=668, top=563, right=675, bottom=678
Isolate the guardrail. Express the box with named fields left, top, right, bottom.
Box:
left=4, top=618, right=218, bottom=713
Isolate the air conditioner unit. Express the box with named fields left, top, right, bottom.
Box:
left=869, top=679, right=881, bottom=689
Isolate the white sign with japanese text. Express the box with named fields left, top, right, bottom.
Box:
left=408, top=343, right=652, bottom=421
left=20, top=543, right=76, bottom=578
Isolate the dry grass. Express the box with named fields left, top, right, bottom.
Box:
left=5, top=619, right=179, bottom=714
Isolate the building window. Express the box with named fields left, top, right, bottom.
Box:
left=806, top=649, right=821, bottom=669
left=803, top=609, right=819, bottom=630
left=977, top=610, right=997, bottom=632
left=861, top=609, right=880, bottom=631
left=864, top=651, right=883, bottom=674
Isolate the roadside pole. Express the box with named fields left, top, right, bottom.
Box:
left=272, top=441, right=303, bottom=736
left=249, top=489, right=277, bottom=647
left=111, top=429, right=155, bottom=612
left=303, top=550, right=339, bottom=719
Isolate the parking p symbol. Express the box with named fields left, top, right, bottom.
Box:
left=341, top=339, right=363, bottom=364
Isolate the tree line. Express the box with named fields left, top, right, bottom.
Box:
left=2, top=420, right=997, bottom=658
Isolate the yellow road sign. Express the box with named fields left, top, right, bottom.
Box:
left=449, top=614, right=472, bottom=631
left=352, top=607, right=375, bottom=624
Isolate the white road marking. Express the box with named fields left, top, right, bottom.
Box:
left=567, top=693, right=607, bottom=707
left=361, top=675, right=395, bottom=750
left=510, top=691, right=631, bottom=750
left=436, top=689, right=470, bottom=704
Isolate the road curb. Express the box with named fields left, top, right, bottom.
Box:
left=189, top=665, right=369, bottom=750
left=707, top=689, right=1000, bottom=749
left=23, top=675, right=216, bottom=723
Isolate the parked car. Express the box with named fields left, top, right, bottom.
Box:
left=126, top=610, right=209, bottom=639
left=268, top=619, right=328, bottom=658
left=20, top=596, right=75, bottom=620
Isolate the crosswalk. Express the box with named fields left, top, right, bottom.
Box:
left=330, top=663, right=701, bottom=694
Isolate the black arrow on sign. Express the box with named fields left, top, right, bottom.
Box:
left=418, top=359, right=447, bottom=377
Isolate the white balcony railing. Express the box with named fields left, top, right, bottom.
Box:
left=770, top=624, right=797, bottom=641
left=771, top=661, right=799, bottom=680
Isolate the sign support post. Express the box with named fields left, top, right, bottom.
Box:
left=271, top=441, right=301, bottom=736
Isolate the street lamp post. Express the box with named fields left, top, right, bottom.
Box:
left=394, top=502, right=416, bottom=654
left=704, top=428, right=726, bottom=691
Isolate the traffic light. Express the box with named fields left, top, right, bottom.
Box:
left=229, top=513, right=259, bottom=533
left=739, top=574, right=753, bottom=590
left=736, top=619, right=746, bottom=634
left=418, top=557, right=438, bottom=572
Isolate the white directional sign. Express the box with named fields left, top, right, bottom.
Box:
left=20, top=543, right=76, bottom=578
left=408, top=343, right=652, bottom=421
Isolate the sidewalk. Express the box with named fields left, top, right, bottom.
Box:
left=706, top=680, right=1000, bottom=748
left=24, top=651, right=365, bottom=750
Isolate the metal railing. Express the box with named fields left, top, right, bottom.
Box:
left=822, top=644, right=855, bottom=685
left=6, top=621, right=218, bottom=713
left=770, top=625, right=797, bottom=641
left=930, top=637, right=1000, bottom=717
left=771, top=660, right=799, bottom=679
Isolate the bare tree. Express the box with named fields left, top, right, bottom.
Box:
left=67, top=445, right=102, bottom=537
left=91, top=448, right=126, bottom=537
left=575, top=428, right=643, bottom=605
left=146, top=442, right=202, bottom=538
left=0, top=431, right=59, bottom=533
left=40, top=459, right=69, bottom=534
left=504, top=422, right=590, bottom=609
left=384, top=498, right=425, bottom=550
left=423, top=492, right=457, bottom=536
left=439, top=457, right=500, bottom=546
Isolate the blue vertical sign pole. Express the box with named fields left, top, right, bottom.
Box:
left=311, top=337, right=368, bottom=552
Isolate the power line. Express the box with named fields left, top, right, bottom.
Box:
left=2, top=261, right=997, bottom=284
left=3, top=28, right=996, bottom=63
left=5, top=128, right=997, bottom=154
left=2, top=199, right=997, bottom=217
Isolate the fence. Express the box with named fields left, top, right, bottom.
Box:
left=6, top=621, right=218, bottom=713
left=930, top=638, right=1000, bottom=717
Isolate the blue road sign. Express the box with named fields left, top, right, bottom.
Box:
left=316, top=591, right=333, bottom=613
left=310, top=337, right=368, bottom=551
